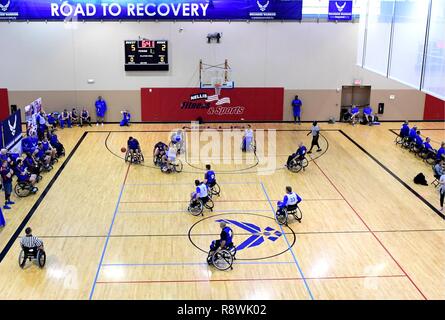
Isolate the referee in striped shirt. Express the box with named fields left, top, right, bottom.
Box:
left=20, top=227, right=44, bottom=249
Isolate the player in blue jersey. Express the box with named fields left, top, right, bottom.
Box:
left=207, top=221, right=234, bottom=265
left=15, top=159, right=38, bottom=193
left=203, top=164, right=216, bottom=188
left=22, top=134, right=39, bottom=155
left=415, top=131, right=424, bottom=149
left=33, top=142, right=52, bottom=170
left=277, top=186, right=302, bottom=215
left=41, top=136, right=57, bottom=161
left=80, top=108, right=92, bottom=127
left=120, top=110, right=131, bottom=127
left=408, top=126, right=418, bottom=143
left=59, top=109, right=72, bottom=129
left=363, top=105, right=374, bottom=125
left=127, top=136, right=141, bottom=157
left=286, top=142, right=307, bottom=168
left=400, top=121, right=410, bottom=138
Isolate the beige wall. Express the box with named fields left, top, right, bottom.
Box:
left=9, top=88, right=426, bottom=123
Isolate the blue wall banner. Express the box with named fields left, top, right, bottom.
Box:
left=0, top=0, right=303, bottom=21
left=2, top=110, right=22, bottom=150
left=328, top=1, right=352, bottom=21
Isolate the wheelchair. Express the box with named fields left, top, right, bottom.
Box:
left=343, top=112, right=359, bottom=126
left=125, top=149, right=144, bottom=164
left=18, top=245, right=46, bottom=268
left=207, top=244, right=237, bottom=271
left=421, top=149, right=437, bottom=165
left=275, top=205, right=303, bottom=226
left=287, top=156, right=309, bottom=173
left=169, top=139, right=185, bottom=155
left=14, top=181, right=38, bottom=198
left=161, top=158, right=183, bottom=173
left=188, top=197, right=214, bottom=216
left=208, top=182, right=221, bottom=197
left=241, top=138, right=256, bottom=152
left=395, top=135, right=408, bottom=146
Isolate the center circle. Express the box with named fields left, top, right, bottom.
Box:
left=188, top=212, right=296, bottom=261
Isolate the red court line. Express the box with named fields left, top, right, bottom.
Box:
left=312, top=159, right=428, bottom=300
left=120, top=199, right=344, bottom=204
left=96, top=274, right=406, bottom=285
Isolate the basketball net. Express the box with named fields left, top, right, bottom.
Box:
left=214, top=83, right=222, bottom=96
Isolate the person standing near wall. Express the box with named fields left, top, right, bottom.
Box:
left=95, top=96, right=107, bottom=126
left=307, top=121, right=322, bottom=154
left=291, top=95, right=303, bottom=125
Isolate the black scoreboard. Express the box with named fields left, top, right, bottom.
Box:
left=124, top=40, right=169, bottom=71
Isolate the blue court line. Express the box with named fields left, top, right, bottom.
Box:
left=102, top=261, right=295, bottom=267
left=260, top=182, right=315, bottom=300
left=89, top=165, right=130, bottom=300
left=124, top=181, right=260, bottom=186
left=118, top=209, right=272, bottom=214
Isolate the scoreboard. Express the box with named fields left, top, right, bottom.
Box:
left=124, top=40, right=169, bottom=71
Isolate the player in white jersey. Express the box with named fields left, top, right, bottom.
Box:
left=191, top=179, right=210, bottom=205
left=242, top=125, right=254, bottom=151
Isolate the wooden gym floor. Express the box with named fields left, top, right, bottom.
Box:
left=0, top=121, right=443, bottom=300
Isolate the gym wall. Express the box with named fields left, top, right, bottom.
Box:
left=0, top=21, right=425, bottom=122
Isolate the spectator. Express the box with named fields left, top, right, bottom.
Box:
left=120, top=109, right=131, bottom=127
left=291, top=95, right=302, bottom=125
left=80, top=108, right=92, bottom=127
left=0, top=160, right=15, bottom=210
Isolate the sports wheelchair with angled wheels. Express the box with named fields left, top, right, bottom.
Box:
left=287, top=156, right=309, bottom=173
left=207, top=243, right=237, bottom=271
left=275, top=204, right=302, bottom=226
left=14, top=181, right=38, bottom=198
left=18, top=245, right=46, bottom=268
left=125, top=149, right=144, bottom=164
left=207, top=182, right=221, bottom=197
left=187, top=197, right=214, bottom=216
left=160, top=158, right=183, bottom=173
left=241, top=138, right=256, bottom=153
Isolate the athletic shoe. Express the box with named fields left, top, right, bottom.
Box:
left=6, top=201, right=15, bottom=205
left=3, top=205, right=11, bottom=210
left=317, top=149, right=322, bottom=152
left=307, top=151, right=312, bottom=154
left=101, top=123, right=104, bottom=126
left=96, top=123, right=99, bottom=126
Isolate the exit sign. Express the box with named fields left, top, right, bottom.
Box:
left=353, top=79, right=362, bottom=86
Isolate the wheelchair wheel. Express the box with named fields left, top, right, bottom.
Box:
left=425, top=155, right=436, bottom=165
left=288, top=161, right=302, bottom=173
left=18, top=250, right=26, bottom=268
left=395, top=136, right=403, bottom=145
left=212, top=249, right=233, bottom=271
left=210, top=183, right=221, bottom=196
left=139, top=153, right=144, bottom=163
left=37, top=250, right=46, bottom=268
left=275, top=210, right=288, bottom=226
left=291, top=207, right=303, bottom=223
left=204, top=198, right=214, bottom=210
left=124, top=151, right=131, bottom=163
left=36, top=175, right=43, bottom=182
left=301, top=158, right=309, bottom=168
left=188, top=200, right=204, bottom=216
left=174, top=159, right=183, bottom=173
left=14, top=183, right=30, bottom=198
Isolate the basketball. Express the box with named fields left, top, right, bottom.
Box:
left=121, top=147, right=126, bottom=153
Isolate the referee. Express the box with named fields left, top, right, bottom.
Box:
left=307, top=121, right=322, bottom=154
left=20, top=227, right=44, bottom=249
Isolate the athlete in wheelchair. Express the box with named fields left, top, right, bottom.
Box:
left=395, top=121, right=410, bottom=146
left=286, top=142, right=308, bottom=173
left=153, top=141, right=168, bottom=166
left=204, top=164, right=220, bottom=197
left=19, top=227, right=46, bottom=268
left=275, top=186, right=302, bottom=225
left=125, top=137, right=144, bottom=164
left=207, top=221, right=236, bottom=271
left=188, top=180, right=214, bottom=216
left=170, top=130, right=185, bottom=154
left=160, top=145, right=183, bottom=173
left=241, top=125, right=255, bottom=152
left=14, top=159, right=38, bottom=197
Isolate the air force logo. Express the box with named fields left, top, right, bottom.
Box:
left=335, top=1, right=347, bottom=12
left=257, top=0, right=269, bottom=12
left=0, top=0, right=10, bottom=12
left=8, top=115, right=17, bottom=136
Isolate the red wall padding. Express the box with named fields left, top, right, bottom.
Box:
left=424, top=94, right=445, bottom=120
left=141, top=87, right=284, bottom=122
left=0, top=89, right=9, bottom=122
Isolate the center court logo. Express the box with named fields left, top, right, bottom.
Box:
left=0, top=0, right=10, bottom=12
